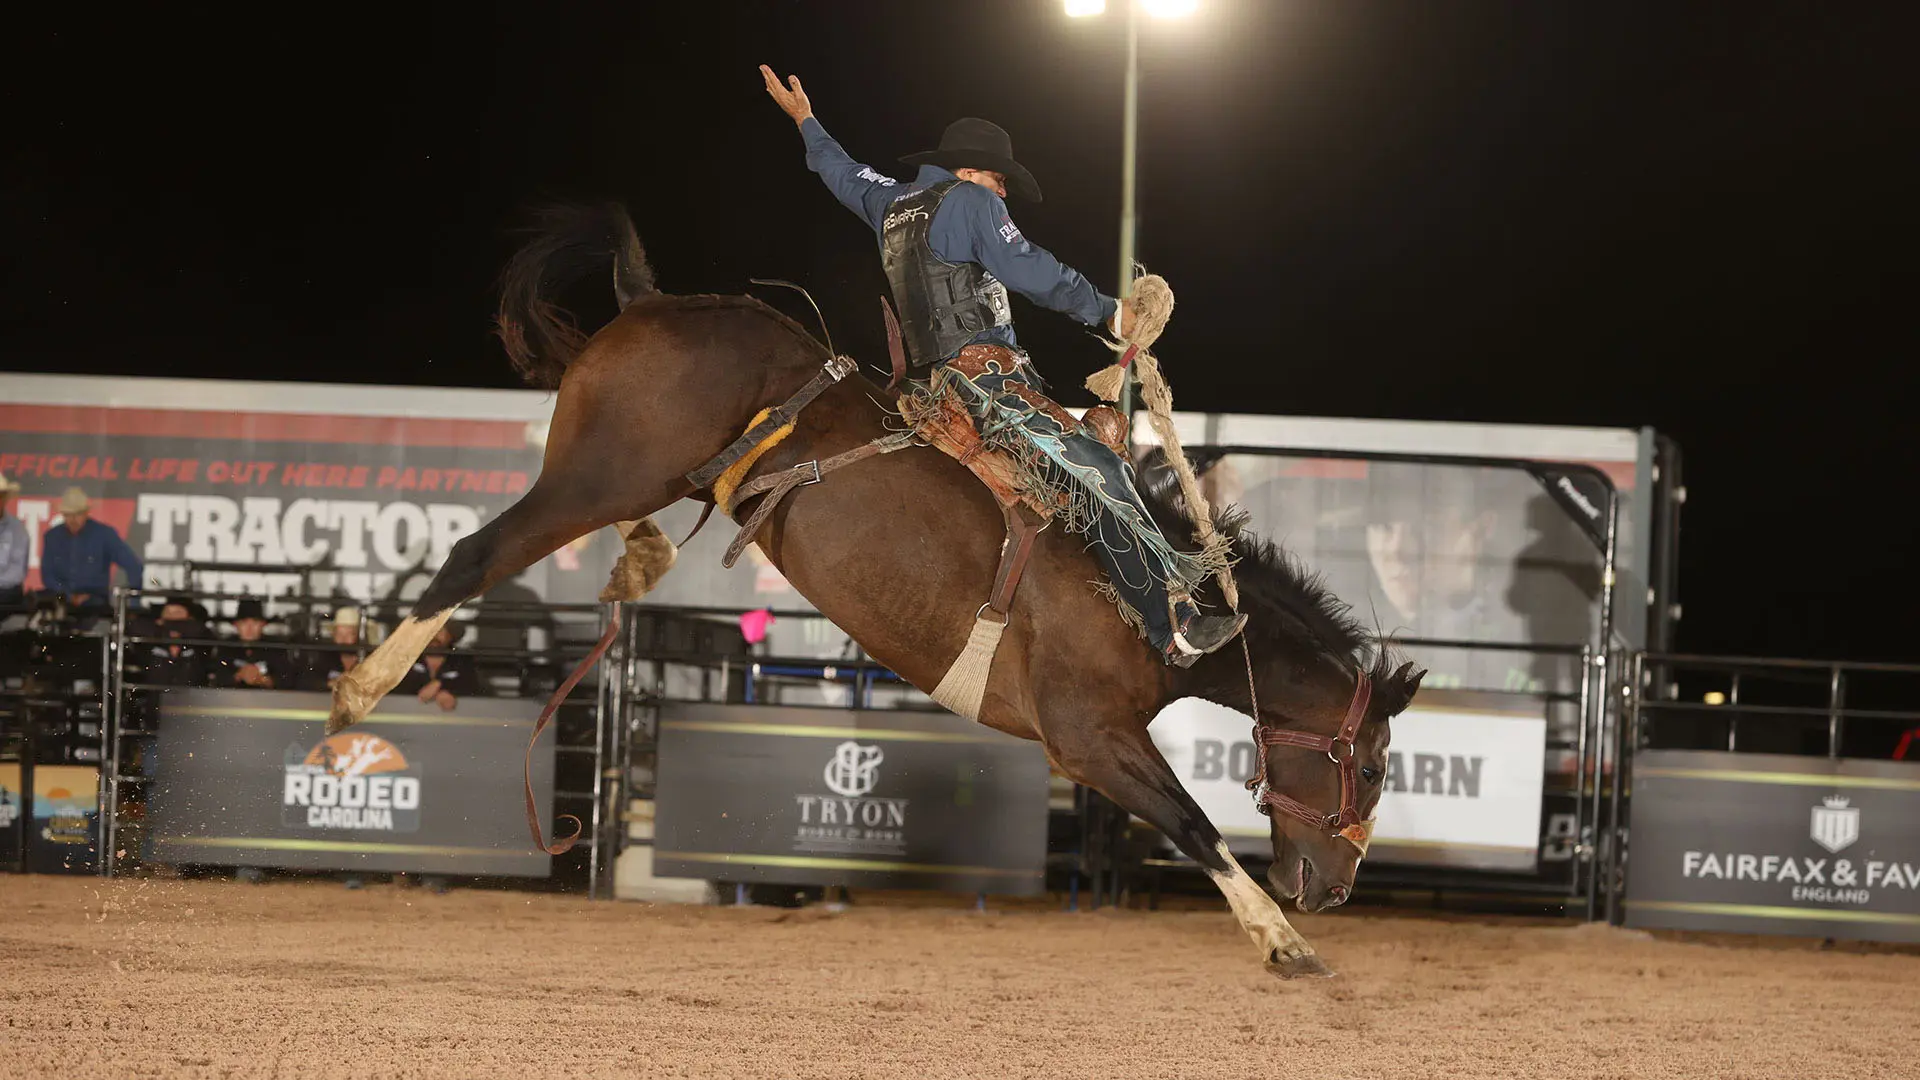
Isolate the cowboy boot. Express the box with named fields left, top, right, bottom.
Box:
left=1167, top=598, right=1249, bottom=668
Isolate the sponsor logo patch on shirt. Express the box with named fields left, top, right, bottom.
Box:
left=999, top=217, right=1023, bottom=244
left=857, top=167, right=896, bottom=186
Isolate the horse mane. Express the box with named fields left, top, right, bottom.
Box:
left=1135, top=452, right=1411, bottom=700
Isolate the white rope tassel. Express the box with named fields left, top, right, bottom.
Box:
left=930, top=615, right=1006, bottom=721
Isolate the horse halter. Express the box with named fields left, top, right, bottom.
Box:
left=1246, top=672, right=1376, bottom=856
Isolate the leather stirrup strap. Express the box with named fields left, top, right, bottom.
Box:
left=881, top=295, right=908, bottom=392
left=525, top=600, right=622, bottom=854
left=986, top=502, right=1046, bottom=619
left=686, top=355, right=855, bottom=490
left=719, top=434, right=917, bottom=569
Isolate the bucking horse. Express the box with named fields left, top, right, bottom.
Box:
left=326, top=204, right=1425, bottom=979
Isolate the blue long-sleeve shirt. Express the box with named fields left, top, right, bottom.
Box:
left=40, top=518, right=143, bottom=598
left=0, top=515, right=27, bottom=592
left=800, top=117, right=1117, bottom=354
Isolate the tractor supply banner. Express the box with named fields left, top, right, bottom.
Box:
left=652, top=702, right=1050, bottom=894
left=0, top=384, right=596, bottom=608
left=144, top=689, right=554, bottom=876
left=1152, top=690, right=1548, bottom=871
left=1626, top=750, right=1920, bottom=944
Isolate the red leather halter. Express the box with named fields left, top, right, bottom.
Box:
left=1247, top=672, right=1375, bottom=853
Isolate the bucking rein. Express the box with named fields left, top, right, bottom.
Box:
left=512, top=275, right=1335, bottom=862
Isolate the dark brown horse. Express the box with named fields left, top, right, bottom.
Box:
left=329, top=204, right=1424, bottom=978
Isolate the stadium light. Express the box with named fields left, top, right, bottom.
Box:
left=1141, top=0, right=1198, bottom=17
left=1063, top=0, right=1203, bottom=421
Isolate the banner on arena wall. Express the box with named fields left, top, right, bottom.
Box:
left=1197, top=452, right=1627, bottom=697
left=652, top=702, right=1050, bottom=894
left=1, top=762, right=26, bottom=870
left=1150, top=689, right=1547, bottom=871
left=144, top=689, right=553, bottom=876
left=1625, top=750, right=1920, bottom=944
left=0, top=393, right=561, bottom=607
left=29, top=764, right=100, bottom=874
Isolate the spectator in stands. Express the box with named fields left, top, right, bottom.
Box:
left=396, top=622, right=485, bottom=710
left=300, top=605, right=364, bottom=691
left=212, top=598, right=296, bottom=690
left=141, top=595, right=212, bottom=686
left=0, top=472, right=27, bottom=610
left=39, top=487, right=143, bottom=615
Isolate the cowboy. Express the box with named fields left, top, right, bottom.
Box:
left=212, top=597, right=298, bottom=689
left=39, top=487, right=143, bottom=615
left=759, top=66, right=1245, bottom=666
left=298, top=605, right=365, bottom=692
left=0, top=472, right=27, bottom=609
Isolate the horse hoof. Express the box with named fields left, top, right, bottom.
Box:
left=1266, top=949, right=1336, bottom=980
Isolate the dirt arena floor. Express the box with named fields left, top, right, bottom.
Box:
left=3, top=875, right=1916, bottom=1080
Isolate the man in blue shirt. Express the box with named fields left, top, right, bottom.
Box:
left=40, top=487, right=144, bottom=613
left=0, top=472, right=28, bottom=609
left=762, top=66, right=1244, bottom=665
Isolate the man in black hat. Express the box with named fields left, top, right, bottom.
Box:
left=760, top=66, right=1245, bottom=666
left=212, top=598, right=296, bottom=690
left=139, top=595, right=212, bottom=687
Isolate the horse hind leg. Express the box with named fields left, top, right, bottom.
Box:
left=326, top=485, right=678, bottom=735
left=1043, top=720, right=1332, bottom=979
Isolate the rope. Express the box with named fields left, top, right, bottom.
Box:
left=1088, top=272, right=1239, bottom=610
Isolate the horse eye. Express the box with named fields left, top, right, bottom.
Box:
left=1361, top=766, right=1382, bottom=785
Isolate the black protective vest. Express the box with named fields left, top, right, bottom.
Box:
left=879, top=180, right=1012, bottom=367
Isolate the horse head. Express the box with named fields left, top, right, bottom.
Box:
left=1250, top=651, right=1423, bottom=912
left=1140, top=453, right=1428, bottom=912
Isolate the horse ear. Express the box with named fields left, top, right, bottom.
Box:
left=1377, top=661, right=1425, bottom=716
left=1398, top=662, right=1427, bottom=700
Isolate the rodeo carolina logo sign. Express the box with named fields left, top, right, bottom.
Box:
left=282, top=732, right=423, bottom=832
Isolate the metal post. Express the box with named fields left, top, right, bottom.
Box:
left=588, top=603, right=611, bottom=900
left=1115, top=0, right=1140, bottom=424
left=1598, top=493, right=1625, bottom=925
left=1574, top=644, right=1595, bottom=919
left=1828, top=667, right=1845, bottom=759
left=101, top=587, right=130, bottom=878
left=1727, top=672, right=1741, bottom=752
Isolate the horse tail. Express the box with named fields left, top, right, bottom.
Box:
left=495, top=202, right=657, bottom=389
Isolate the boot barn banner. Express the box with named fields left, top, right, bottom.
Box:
left=1152, top=690, right=1548, bottom=872
left=0, top=374, right=620, bottom=609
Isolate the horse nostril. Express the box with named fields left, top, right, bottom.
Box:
left=1327, top=884, right=1349, bottom=905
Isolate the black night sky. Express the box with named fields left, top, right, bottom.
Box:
left=6, top=2, right=1914, bottom=662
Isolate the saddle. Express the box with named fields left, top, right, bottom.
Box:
left=897, top=344, right=1134, bottom=618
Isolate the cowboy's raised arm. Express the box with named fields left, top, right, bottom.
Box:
left=955, top=186, right=1118, bottom=329
left=760, top=65, right=897, bottom=232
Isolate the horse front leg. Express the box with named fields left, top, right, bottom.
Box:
left=1045, top=722, right=1333, bottom=979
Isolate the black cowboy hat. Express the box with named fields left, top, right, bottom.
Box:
left=900, top=118, right=1042, bottom=202
left=157, top=595, right=211, bottom=623
left=230, top=598, right=267, bottom=622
